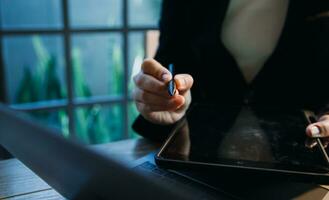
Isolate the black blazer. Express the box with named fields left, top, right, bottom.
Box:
left=133, top=0, right=329, bottom=141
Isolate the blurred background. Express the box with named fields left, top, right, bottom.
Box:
left=0, top=0, right=162, bottom=144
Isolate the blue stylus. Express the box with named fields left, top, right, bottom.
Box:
left=168, top=64, right=176, bottom=96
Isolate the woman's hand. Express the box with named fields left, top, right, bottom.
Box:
left=133, top=58, right=194, bottom=125
left=306, top=114, right=329, bottom=147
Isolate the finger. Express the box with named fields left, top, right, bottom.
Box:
left=319, top=115, right=329, bottom=121
left=141, top=58, right=171, bottom=82
left=174, top=74, right=194, bottom=95
left=133, top=72, right=169, bottom=97
left=306, top=118, right=329, bottom=138
left=133, top=88, right=179, bottom=107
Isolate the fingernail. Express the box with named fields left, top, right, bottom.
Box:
left=310, top=126, right=321, bottom=137
left=162, top=73, right=170, bottom=81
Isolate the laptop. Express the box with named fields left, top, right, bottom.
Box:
left=0, top=104, right=231, bottom=200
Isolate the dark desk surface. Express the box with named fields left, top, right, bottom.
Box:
left=0, top=138, right=160, bottom=200
left=1, top=138, right=329, bottom=200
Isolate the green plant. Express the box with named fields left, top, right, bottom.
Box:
left=72, top=38, right=124, bottom=144
left=15, top=35, right=143, bottom=144
left=16, top=36, right=69, bottom=137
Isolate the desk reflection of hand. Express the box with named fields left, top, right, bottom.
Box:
left=305, top=115, right=329, bottom=148
left=168, top=121, right=191, bottom=158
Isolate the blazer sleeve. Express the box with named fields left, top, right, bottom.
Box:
left=132, top=115, right=176, bottom=142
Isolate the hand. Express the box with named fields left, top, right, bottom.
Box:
left=133, top=59, right=194, bottom=125
left=305, top=115, right=329, bottom=147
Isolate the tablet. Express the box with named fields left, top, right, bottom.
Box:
left=155, top=104, right=329, bottom=182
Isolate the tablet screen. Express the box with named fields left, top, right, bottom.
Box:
left=158, top=104, right=329, bottom=172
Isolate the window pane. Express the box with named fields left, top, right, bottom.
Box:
left=75, top=104, right=124, bottom=144
left=72, top=33, right=123, bottom=98
left=128, top=0, right=162, bottom=27
left=26, top=109, right=69, bottom=138
left=3, top=35, right=67, bottom=104
left=0, top=0, right=62, bottom=30
left=128, top=32, right=144, bottom=95
left=128, top=102, right=140, bottom=139
left=69, top=0, right=122, bottom=28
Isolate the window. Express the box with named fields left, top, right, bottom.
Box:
left=0, top=0, right=162, bottom=144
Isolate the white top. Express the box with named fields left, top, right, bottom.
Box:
left=221, top=0, right=289, bottom=83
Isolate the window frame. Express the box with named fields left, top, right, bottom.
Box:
left=0, top=0, right=159, bottom=142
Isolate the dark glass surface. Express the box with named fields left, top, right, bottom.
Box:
left=160, top=104, right=329, bottom=172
